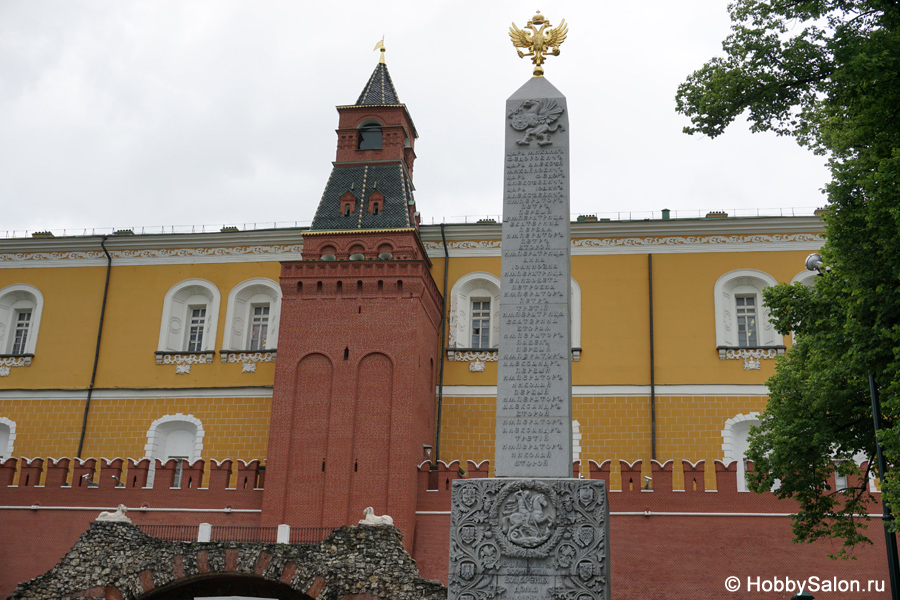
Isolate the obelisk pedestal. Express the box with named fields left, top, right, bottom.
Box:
left=449, top=76, right=609, bottom=600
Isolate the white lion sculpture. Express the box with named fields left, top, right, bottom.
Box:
left=95, top=504, right=132, bottom=523
left=358, top=506, right=393, bottom=526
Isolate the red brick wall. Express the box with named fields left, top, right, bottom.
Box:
left=412, top=460, right=892, bottom=599
left=262, top=230, right=443, bottom=549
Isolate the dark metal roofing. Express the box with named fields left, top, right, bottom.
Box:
left=310, top=163, right=414, bottom=231
left=356, top=63, right=401, bottom=106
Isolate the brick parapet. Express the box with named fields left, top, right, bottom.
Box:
left=412, top=458, right=880, bottom=514
left=0, top=457, right=264, bottom=508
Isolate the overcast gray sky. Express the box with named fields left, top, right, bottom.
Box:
left=0, top=1, right=829, bottom=235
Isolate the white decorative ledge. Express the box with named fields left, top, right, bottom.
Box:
left=220, top=350, right=277, bottom=373
left=0, top=355, right=33, bottom=376
left=446, top=348, right=581, bottom=369
left=717, top=347, right=785, bottom=370
left=155, top=351, right=215, bottom=374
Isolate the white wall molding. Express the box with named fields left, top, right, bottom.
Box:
left=0, top=387, right=273, bottom=401
left=439, top=384, right=771, bottom=396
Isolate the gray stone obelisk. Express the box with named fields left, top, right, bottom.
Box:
left=449, top=75, right=609, bottom=600
left=495, top=76, right=572, bottom=478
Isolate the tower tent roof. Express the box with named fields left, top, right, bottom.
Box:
left=310, top=163, right=414, bottom=231
left=356, top=62, right=401, bottom=106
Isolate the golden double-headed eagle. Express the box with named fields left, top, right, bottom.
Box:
left=509, top=11, right=568, bottom=77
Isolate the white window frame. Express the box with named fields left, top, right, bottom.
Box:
left=470, top=298, right=492, bottom=349
left=0, top=284, right=44, bottom=356
left=721, top=413, right=761, bottom=492
left=449, top=272, right=582, bottom=352
left=713, top=269, right=780, bottom=348
left=157, top=279, right=221, bottom=353
left=449, top=272, right=501, bottom=349
left=144, top=413, right=205, bottom=488
left=0, top=417, right=16, bottom=459
left=788, top=271, right=818, bottom=342
left=221, top=278, right=282, bottom=351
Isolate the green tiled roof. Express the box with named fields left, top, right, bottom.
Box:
left=310, top=163, right=413, bottom=231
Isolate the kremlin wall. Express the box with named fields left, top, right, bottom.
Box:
left=0, top=56, right=891, bottom=598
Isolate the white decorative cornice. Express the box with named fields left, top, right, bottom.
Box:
left=718, top=348, right=783, bottom=370
left=0, top=356, right=31, bottom=376
left=447, top=350, right=499, bottom=363
left=0, top=244, right=304, bottom=268
left=156, top=352, right=215, bottom=374
left=424, top=233, right=822, bottom=257
left=221, top=350, right=277, bottom=373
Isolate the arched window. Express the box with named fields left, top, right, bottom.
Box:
left=358, top=122, right=383, bottom=150
left=448, top=273, right=583, bottom=355
left=157, top=279, right=221, bottom=353
left=0, top=417, right=16, bottom=460
left=713, top=269, right=780, bottom=348
left=144, top=414, right=204, bottom=488
left=721, top=413, right=760, bottom=492
left=449, top=273, right=501, bottom=349
left=0, top=284, right=44, bottom=357
left=222, top=278, right=282, bottom=351
left=789, top=271, right=817, bottom=342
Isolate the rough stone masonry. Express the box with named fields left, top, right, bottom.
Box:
left=449, top=76, right=609, bottom=600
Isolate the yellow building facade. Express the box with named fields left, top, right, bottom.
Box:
left=0, top=216, right=822, bottom=489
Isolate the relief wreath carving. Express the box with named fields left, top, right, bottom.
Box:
left=496, top=481, right=557, bottom=550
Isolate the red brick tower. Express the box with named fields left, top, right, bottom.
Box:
left=261, top=51, right=443, bottom=545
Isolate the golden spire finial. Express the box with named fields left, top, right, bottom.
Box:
left=374, top=38, right=386, bottom=64
left=509, top=10, right=568, bottom=77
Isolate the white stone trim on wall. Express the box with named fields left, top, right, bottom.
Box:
left=791, top=270, right=818, bottom=286
left=144, top=413, right=205, bottom=487
left=713, top=269, right=781, bottom=349
left=0, top=417, right=16, bottom=458
left=423, top=233, right=823, bottom=258
left=448, top=272, right=501, bottom=349
left=157, top=279, right=221, bottom=353
left=0, top=387, right=273, bottom=400
left=0, top=244, right=305, bottom=269
left=439, top=384, right=772, bottom=396
left=447, top=272, right=581, bottom=355
left=144, top=413, right=206, bottom=461
left=0, top=283, right=45, bottom=357
left=721, top=412, right=761, bottom=492
left=221, top=278, right=282, bottom=351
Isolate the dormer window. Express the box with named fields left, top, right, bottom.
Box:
left=368, top=190, right=384, bottom=215
left=358, top=123, right=383, bottom=150
left=340, top=192, right=357, bottom=216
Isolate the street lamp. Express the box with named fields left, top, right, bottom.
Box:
left=805, top=255, right=900, bottom=600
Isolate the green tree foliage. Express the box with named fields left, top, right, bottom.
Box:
left=676, top=1, right=900, bottom=554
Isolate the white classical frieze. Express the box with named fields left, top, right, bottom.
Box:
left=0, top=245, right=305, bottom=268
left=220, top=351, right=277, bottom=364
left=447, top=349, right=581, bottom=365
left=0, top=356, right=31, bottom=368
left=572, top=233, right=820, bottom=248
left=0, top=356, right=31, bottom=375
left=220, top=350, right=276, bottom=373
left=424, top=233, right=821, bottom=257
left=447, top=351, right=499, bottom=363
left=157, top=352, right=214, bottom=374
left=718, top=347, right=782, bottom=370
